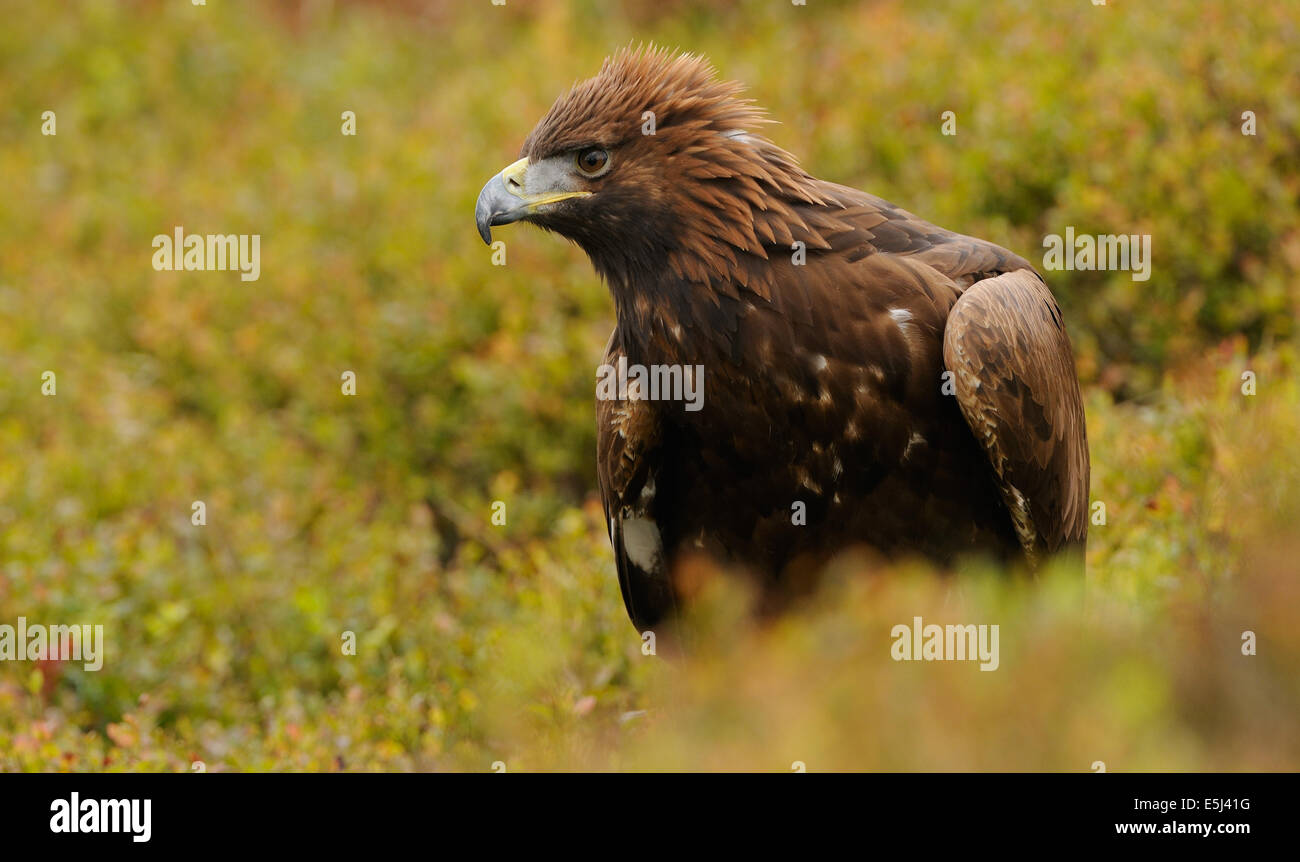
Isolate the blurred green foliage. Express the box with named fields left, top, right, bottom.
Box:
left=0, top=0, right=1296, bottom=770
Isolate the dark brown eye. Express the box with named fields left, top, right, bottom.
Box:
left=575, top=147, right=610, bottom=175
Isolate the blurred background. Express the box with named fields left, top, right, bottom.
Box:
left=0, top=0, right=1297, bottom=770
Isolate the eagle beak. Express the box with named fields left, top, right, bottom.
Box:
left=474, top=157, right=591, bottom=245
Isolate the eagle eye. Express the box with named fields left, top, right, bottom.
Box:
left=575, top=147, right=611, bottom=177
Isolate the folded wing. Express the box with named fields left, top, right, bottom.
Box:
left=942, top=269, right=1090, bottom=567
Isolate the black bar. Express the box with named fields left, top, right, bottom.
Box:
left=0, top=773, right=1287, bottom=849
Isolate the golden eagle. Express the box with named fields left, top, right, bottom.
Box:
left=476, top=47, right=1089, bottom=631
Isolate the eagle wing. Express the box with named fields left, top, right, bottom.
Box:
left=941, top=269, right=1090, bottom=566
left=595, top=330, right=678, bottom=631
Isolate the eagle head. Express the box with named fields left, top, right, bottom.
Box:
left=475, top=46, right=815, bottom=294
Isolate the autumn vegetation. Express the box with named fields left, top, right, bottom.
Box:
left=0, top=0, right=1296, bottom=771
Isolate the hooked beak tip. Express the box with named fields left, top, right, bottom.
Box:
left=474, top=187, right=498, bottom=246
left=475, top=171, right=521, bottom=247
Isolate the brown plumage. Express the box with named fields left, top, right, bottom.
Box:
left=475, top=47, right=1089, bottom=632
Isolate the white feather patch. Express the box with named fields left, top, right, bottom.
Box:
left=621, top=517, right=663, bottom=572
left=889, top=307, right=915, bottom=343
